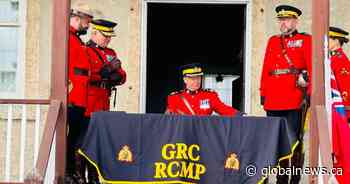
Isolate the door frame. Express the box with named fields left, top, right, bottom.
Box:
left=139, top=0, right=252, bottom=113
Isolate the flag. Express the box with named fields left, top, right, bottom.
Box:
left=78, top=112, right=298, bottom=184
left=331, top=72, right=350, bottom=183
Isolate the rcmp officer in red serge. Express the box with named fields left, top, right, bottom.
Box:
left=166, top=63, right=240, bottom=116
left=83, top=18, right=127, bottom=183
left=329, top=27, right=350, bottom=123
left=85, top=19, right=126, bottom=117
left=259, top=5, right=311, bottom=184
left=66, top=2, right=93, bottom=183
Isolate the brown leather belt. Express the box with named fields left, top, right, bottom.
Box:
left=90, top=81, right=108, bottom=89
left=74, top=67, right=89, bottom=76
left=269, top=68, right=300, bottom=76
left=345, top=106, right=350, bottom=111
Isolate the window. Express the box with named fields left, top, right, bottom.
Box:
left=0, top=0, right=26, bottom=98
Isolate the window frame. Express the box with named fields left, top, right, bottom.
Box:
left=0, top=0, right=26, bottom=98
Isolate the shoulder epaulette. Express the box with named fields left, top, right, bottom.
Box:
left=169, top=90, right=182, bottom=96
left=203, top=88, right=216, bottom=93
left=330, top=50, right=342, bottom=57
left=299, top=32, right=310, bottom=35
left=271, top=35, right=280, bottom=39
left=299, top=32, right=312, bottom=39
left=105, top=47, right=114, bottom=52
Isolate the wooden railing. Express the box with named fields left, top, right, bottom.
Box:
left=35, top=100, right=61, bottom=183
left=0, top=99, right=61, bottom=184
left=0, top=99, right=51, bottom=105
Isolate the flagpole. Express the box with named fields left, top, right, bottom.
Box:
left=310, top=0, right=333, bottom=183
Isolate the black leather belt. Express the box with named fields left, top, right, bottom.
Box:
left=67, top=103, right=85, bottom=109
left=269, top=68, right=300, bottom=76
left=74, top=67, right=89, bottom=76
left=90, top=81, right=108, bottom=88
left=68, top=103, right=75, bottom=108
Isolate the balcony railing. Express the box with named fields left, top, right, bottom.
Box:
left=0, top=99, right=61, bottom=184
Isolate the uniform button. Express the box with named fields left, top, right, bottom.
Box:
left=341, top=68, right=349, bottom=75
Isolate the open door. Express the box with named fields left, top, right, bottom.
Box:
left=145, top=3, right=246, bottom=113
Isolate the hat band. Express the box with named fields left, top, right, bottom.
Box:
left=329, top=31, right=347, bottom=38
left=99, top=31, right=116, bottom=37
left=71, top=10, right=93, bottom=18
left=92, top=24, right=114, bottom=32
left=183, top=68, right=202, bottom=75
left=277, top=10, right=299, bottom=17
left=184, top=72, right=203, bottom=77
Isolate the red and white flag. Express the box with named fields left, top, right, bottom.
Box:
left=331, top=71, right=350, bottom=183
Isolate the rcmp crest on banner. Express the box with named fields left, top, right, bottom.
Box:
left=117, top=145, right=133, bottom=163
left=225, top=153, right=240, bottom=170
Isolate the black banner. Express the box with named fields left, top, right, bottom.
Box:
left=79, top=112, right=297, bottom=184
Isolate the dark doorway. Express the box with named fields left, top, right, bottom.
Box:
left=146, top=3, right=246, bottom=113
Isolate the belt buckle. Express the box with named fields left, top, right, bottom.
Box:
left=269, top=70, right=278, bottom=76
left=290, top=68, right=297, bottom=74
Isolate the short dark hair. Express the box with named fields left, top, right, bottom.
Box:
left=331, top=36, right=349, bottom=46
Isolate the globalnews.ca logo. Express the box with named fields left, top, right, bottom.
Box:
left=245, top=165, right=343, bottom=177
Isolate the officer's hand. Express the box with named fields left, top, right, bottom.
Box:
left=297, top=70, right=309, bottom=88
left=110, top=58, right=121, bottom=70
left=260, top=96, right=265, bottom=106
left=99, top=65, right=112, bottom=80
left=109, top=72, right=123, bottom=85
left=165, top=109, right=174, bottom=115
